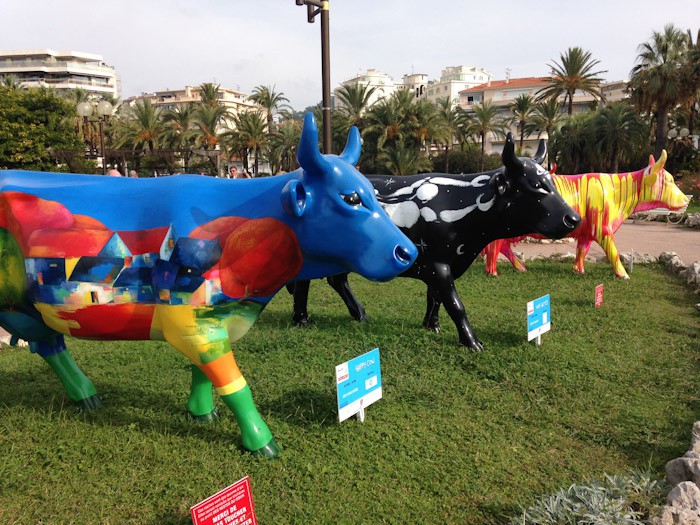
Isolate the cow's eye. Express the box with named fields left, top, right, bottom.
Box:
left=342, top=192, right=362, bottom=206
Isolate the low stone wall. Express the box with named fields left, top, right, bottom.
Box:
left=653, top=422, right=700, bottom=524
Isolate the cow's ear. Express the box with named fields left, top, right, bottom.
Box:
left=491, top=171, right=509, bottom=197
left=281, top=179, right=308, bottom=217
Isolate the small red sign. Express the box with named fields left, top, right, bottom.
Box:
left=190, top=476, right=257, bottom=525
left=595, top=284, right=604, bottom=308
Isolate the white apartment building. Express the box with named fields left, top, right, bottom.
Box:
left=333, top=69, right=397, bottom=111
left=0, top=48, right=119, bottom=99
left=424, top=65, right=493, bottom=107
left=397, top=73, right=429, bottom=99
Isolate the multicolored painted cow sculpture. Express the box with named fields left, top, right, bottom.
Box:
left=483, top=151, right=689, bottom=278
left=292, top=135, right=581, bottom=350
left=0, top=113, right=417, bottom=458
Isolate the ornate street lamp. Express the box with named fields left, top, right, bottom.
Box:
left=77, top=100, right=113, bottom=174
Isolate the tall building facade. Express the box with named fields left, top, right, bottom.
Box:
left=0, top=48, right=119, bottom=99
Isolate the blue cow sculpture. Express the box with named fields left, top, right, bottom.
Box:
left=0, top=113, right=417, bottom=458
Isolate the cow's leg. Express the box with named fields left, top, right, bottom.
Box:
left=34, top=336, right=102, bottom=410
left=188, top=366, right=217, bottom=422
left=0, top=310, right=101, bottom=410
left=157, top=307, right=279, bottom=458
left=502, top=242, right=527, bottom=272
left=422, top=288, right=441, bottom=332
left=574, top=239, right=592, bottom=274
left=483, top=241, right=501, bottom=276
left=327, top=273, right=369, bottom=322
left=597, top=232, right=629, bottom=279
left=290, top=279, right=312, bottom=326
left=424, top=263, right=483, bottom=351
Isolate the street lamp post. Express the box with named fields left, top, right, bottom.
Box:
left=77, top=100, right=113, bottom=175
left=296, top=0, right=331, bottom=154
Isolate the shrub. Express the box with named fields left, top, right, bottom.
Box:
left=509, top=471, right=667, bottom=524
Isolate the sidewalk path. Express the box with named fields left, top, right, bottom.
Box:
left=513, top=220, right=700, bottom=265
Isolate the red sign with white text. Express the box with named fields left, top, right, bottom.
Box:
left=595, top=284, right=604, bottom=308
left=190, top=476, right=257, bottom=525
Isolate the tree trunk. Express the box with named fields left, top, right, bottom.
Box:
left=654, top=104, right=669, bottom=159
left=480, top=134, right=485, bottom=172
left=443, top=143, right=449, bottom=173
left=519, top=123, right=525, bottom=153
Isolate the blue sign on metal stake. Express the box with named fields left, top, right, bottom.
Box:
left=336, top=348, right=382, bottom=423
left=527, top=294, right=551, bottom=343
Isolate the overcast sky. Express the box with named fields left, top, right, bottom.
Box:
left=2, top=0, right=698, bottom=110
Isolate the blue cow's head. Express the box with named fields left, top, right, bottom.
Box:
left=281, top=114, right=417, bottom=281
left=491, top=133, right=580, bottom=239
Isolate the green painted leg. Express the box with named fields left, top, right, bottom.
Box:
left=220, top=385, right=279, bottom=459
left=41, top=351, right=101, bottom=411
left=188, top=365, right=217, bottom=422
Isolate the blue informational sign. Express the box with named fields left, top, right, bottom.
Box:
left=335, top=348, right=382, bottom=423
left=527, top=294, right=551, bottom=342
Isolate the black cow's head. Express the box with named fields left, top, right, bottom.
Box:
left=491, top=133, right=580, bottom=239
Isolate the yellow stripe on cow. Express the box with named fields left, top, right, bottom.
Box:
left=216, top=377, right=248, bottom=396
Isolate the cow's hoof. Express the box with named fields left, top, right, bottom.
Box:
left=294, top=317, right=313, bottom=327
left=77, top=394, right=102, bottom=411
left=460, top=339, right=484, bottom=352
left=423, top=324, right=440, bottom=333
left=190, top=409, right=219, bottom=423
left=253, top=438, right=280, bottom=459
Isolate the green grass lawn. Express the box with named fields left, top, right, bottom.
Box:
left=1, top=261, right=698, bottom=524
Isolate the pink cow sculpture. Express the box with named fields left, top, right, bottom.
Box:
left=483, top=151, right=689, bottom=279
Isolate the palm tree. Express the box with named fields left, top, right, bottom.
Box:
left=378, top=139, right=432, bottom=176
left=551, top=112, right=596, bottom=173
left=537, top=47, right=607, bottom=115
left=510, top=94, right=536, bottom=153
left=231, top=110, right=269, bottom=175
left=462, top=101, right=510, bottom=171
left=334, top=83, right=378, bottom=127
left=198, top=83, right=222, bottom=107
left=112, top=99, right=164, bottom=152
left=269, top=119, right=302, bottom=173
left=434, top=97, right=462, bottom=171
left=162, top=105, right=197, bottom=171
left=191, top=103, right=229, bottom=150
left=249, top=85, right=290, bottom=132
left=629, top=24, right=690, bottom=158
left=0, top=74, right=23, bottom=90
left=593, top=102, right=648, bottom=173
left=525, top=99, right=566, bottom=139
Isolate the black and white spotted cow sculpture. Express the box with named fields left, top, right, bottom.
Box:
left=292, top=134, right=581, bottom=350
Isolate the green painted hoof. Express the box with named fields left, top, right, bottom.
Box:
left=77, top=394, right=102, bottom=411
left=253, top=438, right=280, bottom=459
left=190, top=409, right=219, bottom=423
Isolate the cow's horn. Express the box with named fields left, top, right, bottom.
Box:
left=297, top=113, right=330, bottom=176
left=532, top=138, right=547, bottom=165
left=339, top=126, right=361, bottom=166
left=502, top=133, right=523, bottom=172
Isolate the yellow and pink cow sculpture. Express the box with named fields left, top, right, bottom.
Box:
left=483, top=151, right=689, bottom=279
